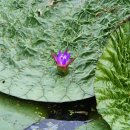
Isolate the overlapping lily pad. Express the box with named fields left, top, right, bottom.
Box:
left=94, top=22, right=130, bottom=130
left=25, top=119, right=110, bottom=130
left=0, top=0, right=130, bottom=102
left=76, top=119, right=110, bottom=130
left=25, top=119, right=85, bottom=130
left=0, top=93, right=46, bottom=130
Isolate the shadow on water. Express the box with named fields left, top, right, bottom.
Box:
left=0, top=92, right=99, bottom=121
left=45, top=97, right=98, bottom=121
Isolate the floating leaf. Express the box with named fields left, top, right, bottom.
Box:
left=0, top=93, right=46, bottom=130
left=76, top=119, right=110, bottom=130
left=0, top=0, right=129, bottom=102
left=94, top=22, right=130, bottom=130
left=25, top=119, right=85, bottom=130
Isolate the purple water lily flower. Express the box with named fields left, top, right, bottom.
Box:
left=51, top=50, right=75, bottom=73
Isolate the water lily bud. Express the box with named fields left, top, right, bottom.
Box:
left=51, top=50, right=75, bottom=75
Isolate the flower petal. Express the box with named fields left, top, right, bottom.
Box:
left=66, top=58, right=75, bottom=66
left=57, top=50, right=62, bottom=58
left=63, top=50, right=68, bottom=55
left=62, top=59, right=67, bottom=65
left=51, top=52, right=59, bottom=64
left=66, top=53, right=70, bottom=61
left=63, top=50, right=70, bottom=62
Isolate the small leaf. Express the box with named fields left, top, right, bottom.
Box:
left=0, top=93, right=47, bottom=130
left=76, top=119, right=110, bottom=130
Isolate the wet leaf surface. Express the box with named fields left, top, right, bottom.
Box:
left=0, top=0, right=130, bottom=102
left=25, top=119, right=85, bottom=130
left=76, top=119, right=110, bottom=130
left=0, top=93, right=46, bottom=130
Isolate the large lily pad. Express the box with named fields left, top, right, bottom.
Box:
left=94, top=22, right=130, bottom=130
left=0, top=0, right=129, bottom=102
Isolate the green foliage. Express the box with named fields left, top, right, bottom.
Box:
left=94, top=22, right=130, bottom=130
left=0, top=93, right=46, bottom=130
left=0, top=0, right=130, bottom=102
left=0, top=0, right=130, bottom=129
left=76, top=119, right=110, bottom=130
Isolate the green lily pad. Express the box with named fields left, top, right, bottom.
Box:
left=0, top=0, right=129, bottom=102
left=0, top=93, right=47, bottom=130
left=94, top=22, right=130, bottom=130
left=76, top=119, right=110, bottom=130
left=0, top=0, right=96, bottom=102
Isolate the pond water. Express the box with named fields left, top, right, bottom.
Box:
left=24, top=97, right=100, bottom=129
left=0, top=90, right=100, bottom=130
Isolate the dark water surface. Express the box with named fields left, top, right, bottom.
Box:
left=0, top=92, right=99, bottom=129
left=24, top=97, right=100, bottom=130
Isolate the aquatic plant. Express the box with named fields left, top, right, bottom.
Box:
left=51, top=50, right=74, bottom=74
